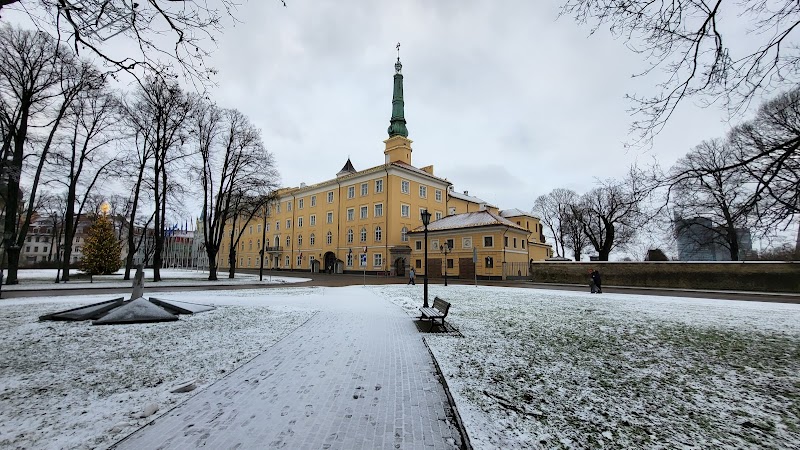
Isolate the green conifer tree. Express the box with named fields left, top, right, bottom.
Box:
left=81, top=214, right=122, bottom=275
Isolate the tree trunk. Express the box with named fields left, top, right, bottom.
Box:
left=3, top=102, right=29, bottom=285
left=207, top=248, right=218, bottom=281
left=124, top=163, right=146, bottom=280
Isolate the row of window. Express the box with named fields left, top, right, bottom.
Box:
left=260, top=206, right=441, bottom=234
left=412, top=236, right=526, bottom=250
left=271, top=179, right=444, bottom=215
left=240, top=253, right=385, bottom=269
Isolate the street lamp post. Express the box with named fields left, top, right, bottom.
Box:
left=421, top=209, right=431, bottom=307
left=440, top=241, right=451, bottom=286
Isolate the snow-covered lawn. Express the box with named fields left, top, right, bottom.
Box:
left=0, top=289, right=317, bottom=450
left=2, top=285, right=799, bottom=450
left=372, top=285, right=800, bottom=449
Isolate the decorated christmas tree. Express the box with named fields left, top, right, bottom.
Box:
left=81, top=213, right=122, bottom=275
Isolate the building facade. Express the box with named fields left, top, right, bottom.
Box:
left=219, top=54, right=552, bottom=279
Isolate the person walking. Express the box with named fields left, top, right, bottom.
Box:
left=589, top=269, right=596, bottom=293
left=591, top=269, right=602, bottom=294
left=408, top=268, right=416, bottom=285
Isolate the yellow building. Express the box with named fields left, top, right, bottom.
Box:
left=219, top=54, right=552, bottom=279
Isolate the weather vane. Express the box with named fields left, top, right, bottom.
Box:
left=395, top=42, right=402, bottom=73
left=396, top=42, right=400, bottom=60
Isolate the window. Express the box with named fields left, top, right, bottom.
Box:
left=240, top=257, right=244, bottom=266
left=248, top=257, right=252, bottom=267
left=415, top=240, right=422, bottom=250
left=374, top=226, right=382, bottom=242
left=327, top=212, right=333, bottom=224
left=327, top=191, right=334, bottom=203
left=435, top=189, right=442, bottom=202
left=298, top=198, right=304, bottom=209
left=447, top=259, right=454, bottom=269
left=43, top=246, right=48, bottom=253
left=347, top=208, right=354, bottom=221
left=401, top=227, right=408, bottom=242
left=347, top=253, right=353, bottom=267
left=484, top=236, right=494, bottom=247
left=485, top=256, right=494, bottom=268
left=347, top=229, right=354, bottom=243
left=463, top=237, right=472, bottom=249
left=348, top=186, right=355, bottom=199
left=276, top=221, right=280, bottom=231
left=401, top=204, right=410, bottom=218
left=360, top=206, right=368, bottom=219
left=287, top=201, right=292, bottom=211
left=360, top=227, right=367, bottom=242
left=310, top=233, right=316, bottom=246
left=285, top=256, right=290, bottom=266
left=360, top=253, right=367, bottom=267
left=373, top=253, right=383, bottom=267
left=435, top=212, right=442, bottom=220
left=266, top=223, right=270, bottom=232
left=419, top=185, right=427, bottom=198
left=248, top=240, right=253, bottom=250
left=286, top=219, right=291, bottom=229
left=401, top=180, right=410, bottom=194
left=310, top=215, right=316, bottom=226
left=326, top=231, right=332, bottom=245
left=241, top=242, right=245, bottom=251
left=374, top=203, right=383, bottom=217
left=297, top=255, right=303, bottom=266
left=504, top=236, right=509, bottom=247
left=415, top=259, right=422, bottom=268
left=311, top=195, right=316, bottom=206
left=34, top=246, right=38, bottom=252
left=522, top=240, right=526, bottom=249
left=298, top=217, right=304, bottom=228
left=375, top=179, right=383, bottom=193
left=274, top=236, right=280, bottom=247
left=445, top=239, right=454, bottom=249
left=361, top=183, right=368, bottom=196
left=298, top=235, right=303, bottom=246
left=257, top=224, right=261, bottom=233
left=257, top=239, right=261, bottom=249
left=286, top=236, right=291, bottom=247
left=513, top=237, right=517, bottom=248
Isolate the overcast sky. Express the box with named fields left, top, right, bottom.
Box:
left=203, top=0, right=742, bottom=213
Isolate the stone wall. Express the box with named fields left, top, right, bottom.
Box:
left=530, top=261, right=800, bottom=293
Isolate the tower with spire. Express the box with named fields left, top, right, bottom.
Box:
left=384, top=42, right=413, bottom=165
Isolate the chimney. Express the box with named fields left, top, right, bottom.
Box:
left=463, top=191, right=469, bottom=196
left=448, top=207, right=456, bottom=216
left=479, top=203, right=487, bottom=211
left=300, top=182, right=307, bottom=188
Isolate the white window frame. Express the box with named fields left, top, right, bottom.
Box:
left=435, top=212, right=442, bottom=220
left=401, top=204, right=410, bottom=218
left=435, top=189, right=442, bottom=202
left=327, top=191, right=334, bottom=203
left=298, top=198, right=304, bottom=209
left=327, top=212, right=333, bottom=223
left=361, top=183, right=368, bottom=196
left=373, top=253, right=383, bottom=267
left=347, top=186, right=355, bottom=199
left=310, top=215, right=316, bottom=226
left=347, top=208, right=355, bottom=221
left=286, top=219, right=291, bottom=229
left=401, top=180, right=410, bottom=194
left=419, top=185, right=427, bottom=198
left=375, top=179, right=383, bottom=193
left=374, top=226, right=382, bottom=242
left=326, top=231, right=332, bottom=245
left=374, top=203, right=383, bottom=217
left=298, top=217, right=303, bottom=228
left=310, top=233, right=316, bottom=246
left=311, top=195, right=316, bottom=207
left=347, top=253, right=353, bottom=267
left=484, top=236, right=494, bottom=248
left=360, top=206, right=368, bottom=219
left=401, top=227, right=408, bottom=242
left=463, top=237, right=473, bottom=249
left=287, top=201, right=292, bottom=211
left=360, top=227, right=367, bottom=242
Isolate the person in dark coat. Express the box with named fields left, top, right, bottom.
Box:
left=589, top=269, right=596, bottom=293
left=408, top=268, right=416, bottom=285
left=591, top=269, right=602, bottom=293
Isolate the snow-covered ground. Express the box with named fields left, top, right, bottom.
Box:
left=372, top=285, right=800, bottom=449
left=1, top=285, right=799, bottom=450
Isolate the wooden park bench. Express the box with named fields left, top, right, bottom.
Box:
left=419, top=297, right=451, bottom=331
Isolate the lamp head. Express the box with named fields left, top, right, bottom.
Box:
left=421, top=209, right=431, bottom=227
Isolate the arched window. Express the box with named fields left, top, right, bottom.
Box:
left=374, top=226, right=382, bottom=242
left=274, top=236, right=280, bottom=247
left=347, top=229, right=354, bottom=243
left=326, top=231, right=333, bottom=244
left=360, top=227, right=367, bottom=242
left=401, top=226, right=408, bottom=242
left=298, top=235, right=303, bottom=246
left=310, top=233, right=316, bottom=246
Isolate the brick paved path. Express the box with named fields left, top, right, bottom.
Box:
left=113, top=287, right=461, bottom=449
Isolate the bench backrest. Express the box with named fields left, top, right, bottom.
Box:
left=432, top=297, right=450, bottom=315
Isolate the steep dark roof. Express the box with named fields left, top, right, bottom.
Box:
left=337, top=158, right=357, bottom=177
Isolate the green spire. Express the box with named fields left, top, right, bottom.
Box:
left=387, top=42, right=408, bottom=138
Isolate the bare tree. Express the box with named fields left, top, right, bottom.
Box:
left=0, top=0, right=281, bottom=84
left=47, top=82, right=120, bottom=281
left=576, top=170, right=650, bottom=260
left=563, top=203, right=591, bottom=261
left=560, top=1, right=800, bottom=142
left=191, top=103, right=278, bottom=281
left=670, top=139, right=758, bottom=261
left=532, top=188, right=578, bottom=258
left=731, top=87, right=800, bottom=228
left=0, top=26, right=99, bottom=284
